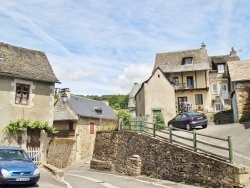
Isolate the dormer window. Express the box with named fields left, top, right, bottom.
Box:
left=182, top=57, right=193, bottom=65
left=217, top=64, right=225, bottom=73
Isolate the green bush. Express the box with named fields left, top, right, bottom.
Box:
left=155, top=112, right=166, bottom=130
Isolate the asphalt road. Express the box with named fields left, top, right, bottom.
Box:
left=64, top=157, right=198, bottom=188
left=168, top=121, right=250, bottom=167
left=0, top=167, right=67, bottom=188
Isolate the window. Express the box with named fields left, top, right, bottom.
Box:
left=195, top=94, right=203, bottom=105
left=217, top=64, right=225, bottom=73
left=213, top=84, right=218, bottom=94
left=69, top=121, right=74, bottom=136
left=15, top=84, right=29, bottom=104
left=214, top=102, right=222, bottom=112
left=90, top=122, right=95, bottom=134
left=182, top=57, right=193, bottom=65
left=172, top=77, right=179, bottom=86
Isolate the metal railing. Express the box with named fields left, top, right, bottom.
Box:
left=120, top=119, right=234, bottom=164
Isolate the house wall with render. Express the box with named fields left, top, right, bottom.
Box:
left=136, top=69, right=176, bottom=123
left=0, top=75, right=55, bottom=147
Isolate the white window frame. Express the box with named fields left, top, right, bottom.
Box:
left=217, top=64, right=225, bottom=73
left=214, top=102, right=222, bottom=112
left=212, top=84, right=218, bottom=94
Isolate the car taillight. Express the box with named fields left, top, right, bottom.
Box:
left=189, top=117, right=194, bottom=121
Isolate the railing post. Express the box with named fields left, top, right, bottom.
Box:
left=228, top=136, right=234, bottom=164
left=153, top=123, right=156, bottom=137
left=193, top=129, right=197, bottom=152
left=140, top=120, right=142, bottom=133
left=129, top=119, right=131, bottom=131
left=169, top=125, right=172, bottom=143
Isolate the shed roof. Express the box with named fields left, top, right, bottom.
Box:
left=227, top=60, right=250, bottom=82
left=68, top=95, right=116, bottom=120
left=0, top=42, right=59, bottom=83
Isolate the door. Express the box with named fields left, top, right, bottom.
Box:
left=187, top=76, right=194, bottom=89
left=221, top=83, right=228, bottom=99
left=27, top=128, right=40, bottom=148
left=178, top=97, right=187, bottom=112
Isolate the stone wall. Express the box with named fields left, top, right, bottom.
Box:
left=91, top=131, right=250, bottom=188
left=237, top=82, right=250, bottom=120
left=46, top=138, right=76, bottom=168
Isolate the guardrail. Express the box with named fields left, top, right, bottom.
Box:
left=120, top=119, right=234, bottom=164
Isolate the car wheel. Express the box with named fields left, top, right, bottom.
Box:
left=185, top=124, right=192, bottom=131
left=202, top=124, right=207, bottom=128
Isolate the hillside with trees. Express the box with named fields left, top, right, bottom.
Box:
left=75, top=94, right=129, bottom=109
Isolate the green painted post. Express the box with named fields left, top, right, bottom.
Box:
left=193, top=129, right=197, bottom=152
left=129, top=120, right=131, bottom=131
left=169, top=125, right=172, bottom=143
left=228, top=136, right=234, bottom=164
left=140, top=120, right=142, bottom=133
left=153, top=123, right=156, bottom=137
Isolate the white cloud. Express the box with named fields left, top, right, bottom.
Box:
left=68, top=70, right=98, bottom=81
left=1, top=0, right=250, bottom=95
left=112, top=64, right=152, bottom=94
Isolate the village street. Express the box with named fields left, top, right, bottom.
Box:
left=171, top=121, right=250, bottom=167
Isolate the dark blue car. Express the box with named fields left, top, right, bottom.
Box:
left=168, top=112, right=208, bottom=131
left=0, top=146, right=40, bottom=185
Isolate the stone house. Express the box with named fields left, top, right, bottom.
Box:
left=0, top=42, right=59, bottom=150
left=209, top=48, right=239, bottom=112
left=227, top=60, right=250, bottom=122
left=134, top=43, right=240, bottom=123
left=135, top=68, right=176, bottom=123
left=49, top=91, right=116, bottom=168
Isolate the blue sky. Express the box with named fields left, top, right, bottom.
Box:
left=1, top=0, right=250, bottom=95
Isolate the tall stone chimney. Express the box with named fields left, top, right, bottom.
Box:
left=201, top=43, right=206, bottom=50
left=230, top=47, right=237, bottom=57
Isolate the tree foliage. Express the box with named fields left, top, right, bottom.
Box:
left=75, top=94, right=129, bottom=109
left=155, top=112, right=166, bottom=130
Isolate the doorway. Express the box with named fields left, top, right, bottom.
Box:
left=27, top=128, right=40, bottom=148
left=221, top=83, right=228, bottom=99
left=178, top=97, right=187, bottom=112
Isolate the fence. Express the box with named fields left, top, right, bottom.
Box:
left=26, top=147, right=42, bottom=165
left=120, top=119, right=234, bottom=164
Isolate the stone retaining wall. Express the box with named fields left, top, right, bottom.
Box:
left=91, top=131, right=250, bottom=188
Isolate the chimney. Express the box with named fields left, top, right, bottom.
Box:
left=59, top=88, right=71, bottom=99
left=201, top=43, right=206, bottom=50
left=230, top=47, right=237, bottom=56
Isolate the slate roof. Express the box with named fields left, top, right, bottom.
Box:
left=153, top=45, right=210, bottom=73
left=0, top=42, right=59, bottom=83
left=67, top=95, right=116, bottom=120
left=54, top=100, right=78, bottom=121
left=227, top=60, right=250, bottom=82
left=128, top=83, right=141, bottom=108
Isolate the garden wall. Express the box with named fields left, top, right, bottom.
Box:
left=91, top=131, right=250, bottom=188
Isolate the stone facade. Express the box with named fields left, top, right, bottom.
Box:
left=91, top=131, right=250, bottom=188
left=47, top=117, right=117, bottom=168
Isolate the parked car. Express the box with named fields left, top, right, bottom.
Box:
left=168, top=112, right=208, bottom=131
left=0, top=146, right=40, bottom=186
